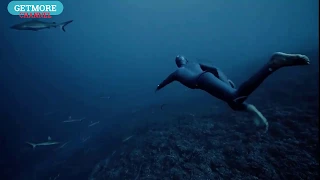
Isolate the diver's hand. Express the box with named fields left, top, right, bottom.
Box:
left=155, top=85, right=160, bottom=93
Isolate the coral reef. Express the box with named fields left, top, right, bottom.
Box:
left=90, top=102, right=318, bottom=180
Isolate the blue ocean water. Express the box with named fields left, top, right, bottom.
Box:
left=0, top=0, right=318, bottom=180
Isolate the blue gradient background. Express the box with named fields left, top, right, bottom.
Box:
left=0, top=0, right=318, bottom=179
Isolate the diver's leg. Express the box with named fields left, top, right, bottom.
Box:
left=235, top=52, right=310, bottom=103
left=197, top=72, right=269, bottom=131
left=228, top=101, right=268, bottom=132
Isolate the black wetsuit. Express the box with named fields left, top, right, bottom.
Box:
left=156, top=59, right=277, bottom=111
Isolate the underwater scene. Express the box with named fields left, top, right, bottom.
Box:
left=0, top=0, right=318, bottom=180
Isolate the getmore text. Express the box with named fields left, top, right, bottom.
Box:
left=14, top=4, right=57, bottom=12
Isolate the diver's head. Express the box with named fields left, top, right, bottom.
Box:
left=175, top=55, right=188, bottom=67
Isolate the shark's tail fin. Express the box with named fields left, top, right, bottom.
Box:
left=59, top=20, right=73, bottom=32
left=26, top=142, right=37, bottom=150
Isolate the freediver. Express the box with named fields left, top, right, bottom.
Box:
left=155, top=52, right=310, bottom=131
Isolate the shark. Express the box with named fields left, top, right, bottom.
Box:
left=10, top=20, right=73, bottom=32
left=82, top=136, right=91, bottom=143
left=88, top=121, right=100, bottom=127
left=122, top=135, right=134, bottom=143
left=63, top=116, right=85, bottom=123
left=111, top=150, right=116, bottom=156
left=54, top=141, right=70, bottom=151
left=26, top=136, right=60, bottom=149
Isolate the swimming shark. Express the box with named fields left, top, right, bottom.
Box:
left=63, top=116, right=85, bottom=123
left=26, top=136, right=60, bottom=149
left=122, top=135, right=134, bottom=143
left=10, top=20, right=73, bottom=32
left=82, top=136, right=91, bottom=143
left=88, top=121, right=100, bottom=127
left=54, top=141, right=70, bottom=151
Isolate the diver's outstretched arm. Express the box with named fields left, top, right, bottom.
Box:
left=155, top=72, right=177, bottom=92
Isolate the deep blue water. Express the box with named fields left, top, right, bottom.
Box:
left=0, top=0, right=318, bottom=180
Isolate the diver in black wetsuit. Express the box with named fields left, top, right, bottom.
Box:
left=155, top=52, right=310, bottom=131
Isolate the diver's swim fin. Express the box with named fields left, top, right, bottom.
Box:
left=246, top=104, right=268, bottom=132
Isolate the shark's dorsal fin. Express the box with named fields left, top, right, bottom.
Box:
left=48, top=136, right=52, bottom=141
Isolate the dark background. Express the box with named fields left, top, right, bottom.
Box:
left=0, top=0, right=318, bottom=179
